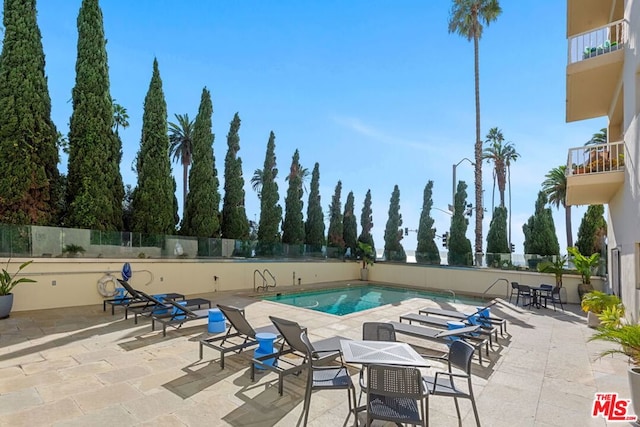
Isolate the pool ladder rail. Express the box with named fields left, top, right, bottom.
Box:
left=254, top=269, right=277, bottom=292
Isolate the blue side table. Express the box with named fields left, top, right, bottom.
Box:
left=208, top=308, right=226, bottom=333
left=254, top=332, right=278, bottom=369
left=446, top=320, right=466, bottom=342
left=152, top=294, right=168, bottom=315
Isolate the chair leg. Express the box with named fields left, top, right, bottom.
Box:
left=302, top=387, right=312, bottom=426
left=350, top=386, right=358, bottom=427
left=470, top=396, right=481, bottom=427
left=453, top=396, right=462, bottom=426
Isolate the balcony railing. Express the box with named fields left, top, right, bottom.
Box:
left=566, top=141, right=625, bottom=176
left=568, top=19, right=627, bottom=64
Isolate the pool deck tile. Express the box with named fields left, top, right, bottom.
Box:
left=0, top=287, right=632, bottom=426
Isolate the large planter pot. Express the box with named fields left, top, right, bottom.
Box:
left=629, top=367, right=640, bottom=421
left=360, top=268, right=369, bottom=281
left=0, top=293, right=14, bottom=319
left=587, top=311, right=601, bottom=328
left=578, top=283, right=594, bottom=301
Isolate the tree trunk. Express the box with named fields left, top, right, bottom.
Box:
left=565, top=204, right=573, bottom=248
left=473, top=33, right=483, bottom=266
left=508, top=165, right=512, bottom=249
left=182, top=163, right=188, bottom=214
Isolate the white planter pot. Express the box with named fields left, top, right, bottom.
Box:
left=629, top=367, right=640, bottom=421
left=587, top=311, right=601, bottom=328
left=360, top=268, right=369, bottom=281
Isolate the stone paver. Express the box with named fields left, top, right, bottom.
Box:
left=0, top=286, right=633, bottom=426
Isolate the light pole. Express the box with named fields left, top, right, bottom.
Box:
left=450, top=158, right=475, bottom=213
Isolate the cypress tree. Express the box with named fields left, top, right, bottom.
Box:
left=448, top=181, right=473, bottom=266
left=343, top=191, right=358, bottom=257
left=0, top=0, right=59, bottom=225
left=576, top=204, right=606, bottom=256
left=486, top=206, right=509, bottom=267
left=182, top=87, right=220, bottom=237
left=358, top=189, right=375, bottom=257
left=221, top=113, right=249, bottom=239
left=304, top=163, right=325, bottom=250
left=67, top=0, right=123, bottom=230
left=327, top=180, right=344, bottom=256
left=416, top=181, right=440, bottom=265
left=256, top=131, right=282, bottom=255
left=131, top=59, right=176, bottom=235
left=522, top=191, right=560, bottom=257
left=281, top=149, right=304, bottom=245
left=383, top=185, right=406, bottom=262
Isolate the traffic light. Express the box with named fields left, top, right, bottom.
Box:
left=510, top=243, right=515, bottom=253
left=404, top=227, right=409, bottom=236
left=442, top=232, right=449, bottom=248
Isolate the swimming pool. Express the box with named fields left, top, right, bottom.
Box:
left=261, top=284, right=484, bottom=316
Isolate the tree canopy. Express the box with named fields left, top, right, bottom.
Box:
left=383, top=185, right=406, bottom=262
left=416, top=181, right=440, bottom=265
left=221, top=113, right=249, bottom=240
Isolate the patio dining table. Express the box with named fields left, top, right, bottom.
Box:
left=340, top=339, right=430, bottom=367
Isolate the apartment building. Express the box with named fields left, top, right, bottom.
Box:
left=565, top=0, right=639, bottom=313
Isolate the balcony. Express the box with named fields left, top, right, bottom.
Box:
left=566, top=141, right=625, bottom=206
left=566, top=19, right=626, bottom=123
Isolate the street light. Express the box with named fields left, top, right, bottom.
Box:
left=450, top=158, right=475, bottom=213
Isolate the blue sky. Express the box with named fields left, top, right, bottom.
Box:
left=31, top=0, right=604, bottom=254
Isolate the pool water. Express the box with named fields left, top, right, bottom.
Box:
left=261, top=284, right=483, bottom=316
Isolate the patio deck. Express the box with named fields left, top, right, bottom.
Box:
left=0, top=289, right=631, bottom=426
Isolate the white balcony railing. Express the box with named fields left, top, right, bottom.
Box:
left=566, top=141, right=625, bottom=176
left=568, top=19, right=627, bottom=64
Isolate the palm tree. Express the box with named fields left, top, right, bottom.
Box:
left=482, top=127, right=519, bottom=248
left=542, top=165, right=572, bottom=248
left=586, top=128, right=607, bottom=146
left=482, top=128, right=519, bottom=209
left=112, top=101, right=129, bottom=135
left=168, top=113, right=195, bottom=213
left=448, top=0, right=502, bottom=264
left=251, top=164, right=310, bottom=198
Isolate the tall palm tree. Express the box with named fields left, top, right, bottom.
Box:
left=586, top=128, right=607, bottom=146
left=251, top=168, right=265, bottom=196
left=448, top=0, right=502, bottom=264
left=112, top=101, right=129, bottom=135
left=482, top=128, right=519, bottom=208
left=542, top=165, right=572, bottom=248
left=482, top=127, right=519, bottom=248
left=168, top=113, right=195, bottom=213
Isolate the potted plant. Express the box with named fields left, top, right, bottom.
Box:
left=568, top=246, right=601, bottom=300
left=589, top=321, right=640, bottom=419
left=63, top=244, right=85, bottom=257
left=581, top=291, right=622, bottom=328
left=537, top=255, right=567, bottom=288
left=357, top=241, right=374, bottom=281
left=0, top=260, right=36, bottom=318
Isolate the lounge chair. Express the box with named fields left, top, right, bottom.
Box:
left=149, top=298, right=211, bottom=336
left=106, top=279, right=185, bottom=316
left=117, top=280, right=211, bottom=324
left=251, top=316, right=348, bottom=396
left=418, top=300, right=507, bottom=336
left=389, top=321, right=487, bottom=365
left=400, top=312, right=498, bottom=347
left=199, top=304, right=280, bottom=368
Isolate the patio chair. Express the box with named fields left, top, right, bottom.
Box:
left=112, top=279, right=186, bottom=318
left=422, top=340, right=481, bottom=427
left=517, top=284, right=534, bottom=309
left=299, top=331, right=358, bottom=427
left=199, top=304, right=280, bottom=368
left=540, top=285, right=564, bottom=311
left=418, top=300, right=507, bottom=336
left=508, top=281, right=519, bottom=305
left=366, top=364, right=428, bottom=427
left=389, top=321, right=487, bottom=365
left=400, top=313, right=498, bottom=348
left=250, top=316, right=347, bottom=396
left=120, top=285, right=211, bottom=325
left=150, top=298, right=211, bottom=336
left=358, top=322, right=398, bottom=405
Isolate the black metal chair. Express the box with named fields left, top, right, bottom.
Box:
left=299, top=331, right=358, bottom=427
left=508, top=281, right=519, bottom=304
left=516, top=284, right=533, bottom=308
left=540, top=285, right=564, bottom=311
left=422, top=340, right=481, bottom=427
left=366, top=364, right=428, bottom=426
